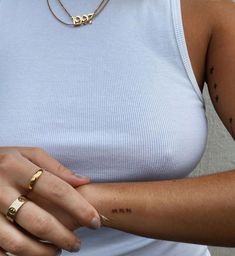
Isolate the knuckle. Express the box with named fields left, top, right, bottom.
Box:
left=50, top=181, right=70, bottom=199
left=31, top=214, right=53, bottom=237
left=31, top=147, right=45, bottom=157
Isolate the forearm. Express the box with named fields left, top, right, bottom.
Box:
left=77, top=169, right=235, bottom=247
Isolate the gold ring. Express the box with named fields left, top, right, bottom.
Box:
left=6, top=195, right=27, bottom=223
left=28, top=168, right=44, bottom=190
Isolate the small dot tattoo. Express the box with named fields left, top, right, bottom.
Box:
left=215, top=95, right=219, bottom=103
left=214, top=83, right=217, bottom=89
left=209, top=66, right=214, bottom=74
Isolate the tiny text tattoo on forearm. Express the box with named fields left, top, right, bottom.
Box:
left=111, top=208, right=132, bottom=214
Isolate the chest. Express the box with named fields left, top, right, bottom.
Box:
left=0, top=0, right=208, bottom=182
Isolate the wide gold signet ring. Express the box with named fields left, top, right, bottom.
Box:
left=28, top=168, right=44, bottom=191
left=6, top=195, right=28, bottom=223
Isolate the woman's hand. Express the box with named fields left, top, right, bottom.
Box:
left=0, top=147, right=101, bottom=256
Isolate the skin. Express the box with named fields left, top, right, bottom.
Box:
left=0, top=147, right=101, bottom=255
left=182, top=0, right=235, bottom=140
left=0, top=0, right=235, bottom=255
left=74, top=0, right=235, bottom=248
left=30, top=0, right=235, bottom=249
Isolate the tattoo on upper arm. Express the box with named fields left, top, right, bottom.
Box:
left=208, top=65, right=234, bottom=140
left=209, top=66, right=219, bottom=104
left=209, top=66, right=214, bottom=74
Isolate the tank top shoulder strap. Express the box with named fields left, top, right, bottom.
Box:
left=170, top=0, right=204, bottom=103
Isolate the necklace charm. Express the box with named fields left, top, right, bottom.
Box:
left=72, top=13, right=94, bottom=26
left=47, top=0, right=110, bottom=27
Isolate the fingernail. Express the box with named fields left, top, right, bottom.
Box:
left=73, top=173, right=90, bottom=180
left=90, top=217, right=101, bottom=229
left=56, top=249, right=62, bottom=256
left=71, top=241, right=81, bottom=252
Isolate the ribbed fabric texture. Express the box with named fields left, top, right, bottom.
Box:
left=0, top=0, right=210, bottom=255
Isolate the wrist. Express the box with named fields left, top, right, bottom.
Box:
left=76, top=183, right=114, bottom=227
left=76, top=183, right=104, bottom=212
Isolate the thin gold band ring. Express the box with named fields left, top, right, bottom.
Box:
left=28, top=168, right=44, bottom=191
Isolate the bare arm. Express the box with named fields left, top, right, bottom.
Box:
left=77, top=169, right=235, bottom=247
left=32, top=0, right=235, bottom=249
left=76, top=0, right=235, bottom=248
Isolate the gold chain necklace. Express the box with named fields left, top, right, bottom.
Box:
left=47, top=0, right=110, bottom=27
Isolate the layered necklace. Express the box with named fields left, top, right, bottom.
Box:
left=47, top=0, right=110, bottom=27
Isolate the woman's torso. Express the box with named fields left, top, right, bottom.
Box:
left=0, top=0, right=213, bottom=255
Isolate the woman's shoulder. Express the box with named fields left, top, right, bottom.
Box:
left=179, top=0, right=214, bottom=89
left=179, top=0, right=235, bottom=89
left=181, top=0, right=235, bottom=33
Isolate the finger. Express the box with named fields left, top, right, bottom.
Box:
left=32, top=171, right=101, bottom=228
left=0, top=214, right=60, bottom=256
left=0, top=147, right=90, bottom=187
left=0, top=189, right=81, bottom=253
left=29, top=192, right=79, bottom=230
left=2, top=155, right=101, bottom=229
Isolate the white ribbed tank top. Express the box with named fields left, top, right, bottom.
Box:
left=0, top=0, right=210, bottom=255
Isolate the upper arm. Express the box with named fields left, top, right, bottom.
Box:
left=205, top=0, right=235, bottom=141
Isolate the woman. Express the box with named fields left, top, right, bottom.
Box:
left=0, top=0, right=234, bottom=255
